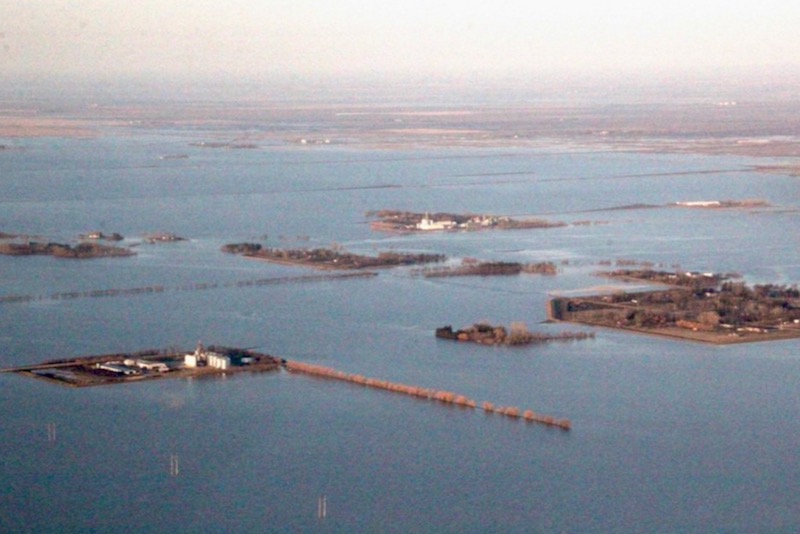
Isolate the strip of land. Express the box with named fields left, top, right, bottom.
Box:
left=0, top=272, right=376, bottom=306
left=222, top=243, right=445, bottom=270
left=284, top=359, right=571, bottom=429
left=670, top=199, right=770, bottom=209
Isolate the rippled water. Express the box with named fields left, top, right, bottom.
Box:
left=1, top=134, right=799, bottom=532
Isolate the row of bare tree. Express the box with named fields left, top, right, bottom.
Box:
left=283, top=360, right=571, bottom=430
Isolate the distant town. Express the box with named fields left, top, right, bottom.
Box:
left=367, top=210, right=567, bottom=233
left=549, top=269, right=800, bottom=344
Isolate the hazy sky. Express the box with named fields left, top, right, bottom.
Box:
left=3, top=0, right=800, bottom=81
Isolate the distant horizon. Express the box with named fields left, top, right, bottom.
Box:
left=4, top=65, right=800, bottom=107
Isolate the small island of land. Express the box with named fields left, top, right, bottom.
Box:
left=368, top=210, right=567, bottom=233
left=79, top=231, right=124, bottom=241
left=8, top=345, right=282, bottom=388
left=419, top=259, right=557, bottom=277
left=0, top=241, right=134, bottom=259
left=549, top=269, right=800, bottom=344
left=436, top=322, right=595, bottom=346
left=143, top=232, right=186, bottom=244
left=222, top=243, right=445, bottom=270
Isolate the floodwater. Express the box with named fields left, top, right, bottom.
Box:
left=1, top=131, right=799, bottom=532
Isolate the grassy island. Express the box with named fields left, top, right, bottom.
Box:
left=0, top=241, right=134, bottom=259
left=368, top=210, right=566, bottom=233
left=419, top=259, right=557, bottom=277
left=143, top=232, right=186, bottom=244
left=549, top=269, right=800, bottom=344
left=436, top=322, right=595, bottom=346
left=223, top=243, right=445, bottom=270
left=79, top=231, right=124, bottom=241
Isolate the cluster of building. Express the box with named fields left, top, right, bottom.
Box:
left=88, top=343, right=267, bottom=380
left=184, top=342, right=254, bottom=370
left=80, top=231, right=124, bottom=241
left=415, top=213, right=503, bottom=231
left=143, top=232, right=185, bottom=244
left=95, top=358, right=170, bottom=376
left=674, top=200, right=723, bottom=208
left=93, top=343, right=243, bottom=377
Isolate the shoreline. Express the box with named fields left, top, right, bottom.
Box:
left=547, top=317, right=800, bottom=345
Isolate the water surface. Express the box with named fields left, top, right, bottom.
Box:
left=1, top=133, right=799, bottom=532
